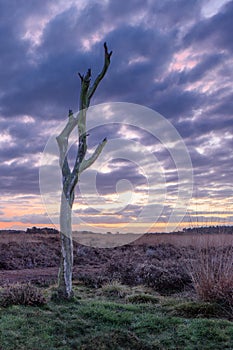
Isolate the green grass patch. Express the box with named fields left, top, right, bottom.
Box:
left=0, top=284, right=233, bottom=349
left=126, top=293, right=160, bottom=304
left=168, top=301, right=228, bottom=319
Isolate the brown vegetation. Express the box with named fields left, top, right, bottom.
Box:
left=0, top=282, right=46, bottom=307
left=0, top=227, right=232, bottom=309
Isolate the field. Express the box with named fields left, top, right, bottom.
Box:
left=0, top=227, right=232, bottom=286
left=0, top=227, right=233, bottom=349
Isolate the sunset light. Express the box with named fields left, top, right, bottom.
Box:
left=0, top=0, right=232, bottom=234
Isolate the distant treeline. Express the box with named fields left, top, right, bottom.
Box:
left=0, top=225, right=232, bottom=235
left=149, top=226, right=233, bottom=235
left=181, top=225, right=233, bottom=235
left=0, top=227, right=59, bottom=235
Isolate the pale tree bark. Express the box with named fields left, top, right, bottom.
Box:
left=56, top=43, right=112, bottom=299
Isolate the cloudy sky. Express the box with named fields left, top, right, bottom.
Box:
left=0, top=0, right=232, bottom=233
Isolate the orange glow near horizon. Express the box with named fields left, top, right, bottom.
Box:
left=1, top=219, right=232, bottom=233
left=0, top=193, right=232, bottom=232
left=0, top=222, right=55, bottom=230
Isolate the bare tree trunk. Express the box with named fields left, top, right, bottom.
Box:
left=57, top=192, right=73, bottom=298
left=55, top=42, right=112, bottom=299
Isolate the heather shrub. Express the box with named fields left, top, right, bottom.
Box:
left=0, top=283, right=46, bottom=307
left=138, top=261, right=192, bottom=295
left=77, top=272, right=109, bottom=288
left=105, top=260, right=142, bottom=285
left=105, top=257, right=191, bottom=295
left=144, top=243, right=182, bottom=260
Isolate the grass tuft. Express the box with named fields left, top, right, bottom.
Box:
left=188, top=246, right=233, bottom=310
left=169, top=301, right=226, bottom=319
left=80, top=329, right=152, bottom=350
left=126, top=293, right=160, bottom=304
left=100, top=280, right=129, bottom=299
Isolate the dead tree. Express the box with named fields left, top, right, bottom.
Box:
left=56, top=43, right=112, bottom=299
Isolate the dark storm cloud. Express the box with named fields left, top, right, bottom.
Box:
left=0, top=0, right=232, bottom=226
left=176, top=113, right=232, bottom=143
left=96, top=162, right=147, bottom=195
left=0, top=118, right=50, bottom=162
left=152, top=87, right=201, bottom=119
left=0, top=0, right=59, bottom=116
left=0, top=0, right=48, bottom=65
left=0, top=162, right=39, bottom=195
left=73, top=202, right=144, bottom=224
left=178, top=53, right=224, bottom=85
left=0, top=49, right=81, bottom=119
left=184, top=0, right=233, bottom=52
left=210, top=93, right=233, bottom=118
left=148, top=0, right=202, bottom=28
left=76, top=159, right=147, bottom=197
left=99, top=25, right=176, bottom=105
left=0, top=3, right=103, bottom=119
left=106, top=0, right=147, bottom=20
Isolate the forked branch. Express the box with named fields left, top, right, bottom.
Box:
left=79, top=137, right=107, bottom=173
left=78, top=42, right=112, bottom=110
left=87, top=42, right=112, bottom=105
left=56, top=42, right=112, bottom=196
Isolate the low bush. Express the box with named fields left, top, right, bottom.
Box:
left=105, top=259, right=140, bottom=285
left=0, top=283, right=46, bottom=307
left=105, top=258, right=192, bottom=295
left=77, top=272, right=109, bottom=288
left=139, top=262, right=192, bottom=295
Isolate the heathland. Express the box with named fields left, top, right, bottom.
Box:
left=0, top=226, right=232, bottom=349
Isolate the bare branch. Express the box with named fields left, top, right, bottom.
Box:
left=79, top=68, right=91, bottom=110
left=78, top=73, right=83, bottom=82
left=87, top=42, right=112, bottom=105
left=79, top=137, right=107, bottom=173
left=62, top=158, right=71, bottom=178
left=58, top=109, right=83, bottom=140
left=72, top=132, right=88, bottom=176
left=56, top=111, right=81, bottom=175
left=104, top=42, right=113, bottom=61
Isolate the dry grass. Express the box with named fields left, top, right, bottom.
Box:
left=134, top=231, right=233, bottom=248
left=1, top=228, right=232, bottom=305
left=1, top=228, right=232, bottom=248
left=100, top=280, right=130, bottom=298
left=187, top=243, right=233, bottom=311
left=0, top=232, right=47, bottom=244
